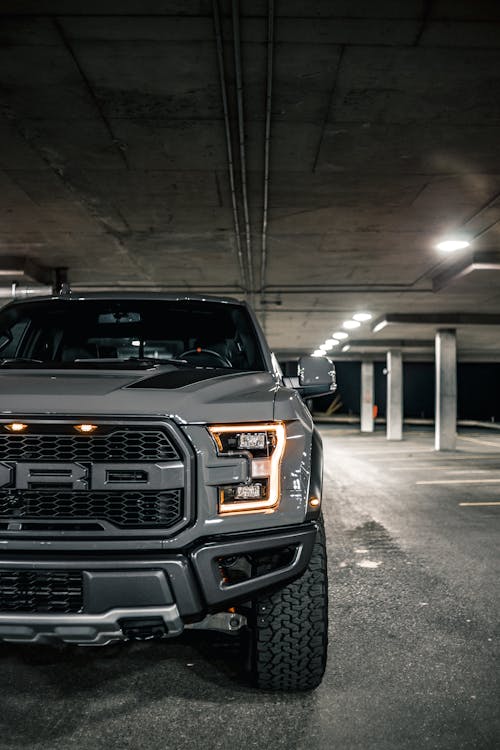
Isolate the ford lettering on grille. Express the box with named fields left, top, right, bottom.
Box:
left=0, top=461, right=184, bottom=491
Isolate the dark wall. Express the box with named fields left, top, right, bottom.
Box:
left=284, top=360, right=500, bottom=422
left=458, top=364, right=500, bottom=421
left=403, top=362, right=435, bottom=419
left=326, top=361, right=361, bottom=416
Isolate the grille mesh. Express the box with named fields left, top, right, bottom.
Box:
left=0, top=489, right=183, bottom=528
left=0, top=429, right=179, bottom=462
left=0, top=569, right=83, bottom=613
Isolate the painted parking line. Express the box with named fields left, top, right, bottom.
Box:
left=416, top=479, right=500, bottom=485
left=459, top=502, right=500, bottom=507
left=349, top=450, right=433, bottom=456
left=392, top=467, right=497, bottom=472
left=458, top=436, right=500, bottom=449
left=376, top=454, right=495, bottom=462
left=445, top=469, right=499, bottom=474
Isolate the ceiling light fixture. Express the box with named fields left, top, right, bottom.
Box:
left=342, top=344, right=351, bottom=352
left=343, top=320, right=361, bottom=330
left=325, top=338, right=340, bottom=347
left=353, top=312, right=372, bottom=322
left=372, top=319, right=388, bottom=333
left=436, top=239, right=470, bottom=252
left=332, top=331, right=348, bottom=340
left=312, top=350, right=324, bottom=357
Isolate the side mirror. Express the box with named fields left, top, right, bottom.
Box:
left=297, top=356, right=336, bottom=398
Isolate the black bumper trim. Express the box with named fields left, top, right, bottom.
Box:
left=191, top=524, right=317, bottom=606
left=0, top=523, right=318, bottom=619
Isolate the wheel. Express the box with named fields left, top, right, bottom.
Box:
left=247, top=516, right=328, bottom=691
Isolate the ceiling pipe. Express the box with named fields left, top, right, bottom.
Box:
left=231, top=0, right=254, bottom=295
left=0, top=285, right=52, bottom=299
left=212, top=0, right=248, bottom=292
left=260, top=0, right=275, bottom=296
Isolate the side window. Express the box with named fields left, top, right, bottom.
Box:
left=0, top=320, right=30, bottom=358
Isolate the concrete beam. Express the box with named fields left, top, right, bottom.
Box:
left=372, top=313, right=500, bottom=331
left=360, top=361, right=374, bottom=433
left=0, top=256, right=52, bottom=285
left=435, top=329, right=457, bottom=451
left=387, top=349, right=403, bottom=441
left=345, top=339, right=434, bottom=350
left=432, top=251, right=500, bottom=292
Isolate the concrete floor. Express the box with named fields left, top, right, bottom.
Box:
left=0, top=426, right=498, bottom=750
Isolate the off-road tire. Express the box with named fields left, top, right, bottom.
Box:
left=249, top=516, right=328, bottom=691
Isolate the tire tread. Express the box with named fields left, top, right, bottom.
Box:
left=251, top=518, right=328, bottom=691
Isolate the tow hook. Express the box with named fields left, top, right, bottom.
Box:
left=119, top=617, right=168, bottom=641
left=185, top=612, right=247, bottom=634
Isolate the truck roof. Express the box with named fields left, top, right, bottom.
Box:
left=6, top=292, right=245, bottom=306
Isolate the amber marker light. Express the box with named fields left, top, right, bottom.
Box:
left=208, top=422, right=286, bottom=513
left=74, top=424, right=98, bottom=434
left=309, top=496, right=321, bottom=508
left=5, top=422, right=28, bottom=432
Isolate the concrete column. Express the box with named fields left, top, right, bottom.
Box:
left=435, top=329, right=457, bottom=451
left=360, top=361, right=375, bottom=432
left=386, top=349, right=403, bottom=441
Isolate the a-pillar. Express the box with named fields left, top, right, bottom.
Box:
left=435, top=329, right=457, bottom=451
left=360, top=361, right=375, bottom=432
left=386, top=349, right=403, bottom=441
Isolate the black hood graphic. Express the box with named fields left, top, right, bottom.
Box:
left=127, top=368, right=251, bottom=390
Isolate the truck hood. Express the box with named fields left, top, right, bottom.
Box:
left=0, top=367, right=279, bottom=423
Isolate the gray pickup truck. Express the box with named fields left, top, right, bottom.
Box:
left=0, top=294, right=335, bottom=690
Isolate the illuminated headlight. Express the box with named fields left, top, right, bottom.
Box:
left=237, top=432, right=267, bottom=450
left=208, top=423, right=286, bottom=514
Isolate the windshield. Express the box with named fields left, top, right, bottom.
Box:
left=0, top=299, right=266, bottom=371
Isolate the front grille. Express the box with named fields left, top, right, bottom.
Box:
left=0, top=429, right=179, bottom=462
left=0, top=489, right=183, bottom=529
left=0, top=569, right=83, bottom=613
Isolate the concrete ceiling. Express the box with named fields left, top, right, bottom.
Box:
left=1, top=0, right=500, bottom=359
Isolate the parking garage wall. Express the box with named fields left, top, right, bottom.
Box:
left=296, top=361, right=500, bottom=423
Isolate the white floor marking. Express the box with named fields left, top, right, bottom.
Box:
left=459, top=502, right=500, bottom=507
left=458, top=436, right=500, bottom=449
left=353, top=450, right=432, bottom=456
left=445, top=470, right=498, bottom=475
left=417, top=479, right=500, bottom=485
left=356, top=560, right=381, bottom=569
left=374, top=455, right=489, bottom=462
left=391, top=466, right=477, bottom=471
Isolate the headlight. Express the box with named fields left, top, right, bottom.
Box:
left=208, top=422, right=286, bottom=513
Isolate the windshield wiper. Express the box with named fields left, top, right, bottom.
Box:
left=0, top=358, right=44, bottom=367
left=0, top=357, right=233, bottom=371
left=0, top=358, right=171, bottom=370
left=123, top=357, right=190, bottom=366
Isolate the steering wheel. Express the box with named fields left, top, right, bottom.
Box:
left=179, top=348, right=232, bottom=368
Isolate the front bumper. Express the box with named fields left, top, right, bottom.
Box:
left=0, top=522, right=318, bottom=645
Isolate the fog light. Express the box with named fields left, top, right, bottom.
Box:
left=222, top=483, right=265, bottom=503
left=235, top=483, right=263, bottom=500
